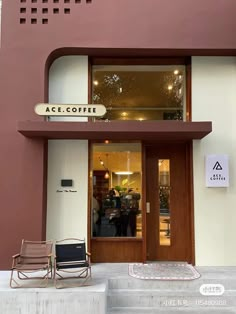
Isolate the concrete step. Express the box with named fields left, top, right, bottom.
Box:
left=108, top=266, right=236, bottom=290
left=108, top=289, right=236, bottom=308
left=108, top=277, right=236, bottom=291
left=107, top=268, right=236, bottom=313
left=108, top=307, right=236, bottom=314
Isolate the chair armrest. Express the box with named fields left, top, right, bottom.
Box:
left=86, top=252, right=91, bottom=264
left=12, top=253, right=20, bottom=259
left=11, top=254, right=21, bottom=268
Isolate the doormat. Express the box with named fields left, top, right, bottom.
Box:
left=128, top=263, right=200, bottom=280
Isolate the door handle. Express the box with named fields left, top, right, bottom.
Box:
left=146, top=202, right=150, bottom=214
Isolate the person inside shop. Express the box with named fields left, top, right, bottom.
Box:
left=127, top=188, right=140, bottom=237
left=92, top=193, right=101, bottom=236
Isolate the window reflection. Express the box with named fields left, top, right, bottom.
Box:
left=92, top=143, right=142, bottom=238
left=92, top=65, right=185, bottom=121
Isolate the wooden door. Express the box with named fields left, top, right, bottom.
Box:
left=146, top=143, right=192, bottom=262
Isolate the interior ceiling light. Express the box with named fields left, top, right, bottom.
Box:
left=93, top=80, right=99, bottom=86
left=115, top=171, right=133, bottom=175
left=168, top=85, right=173, bottom=91
left=174, top=70, right=179, bottom=75
left=104, top=154, right=110, bottom=179
left=121, top=112, right=128, bottom=117
left=104, top=171, right=110, bottom=179
left=99, top=157, right=104, bottom=165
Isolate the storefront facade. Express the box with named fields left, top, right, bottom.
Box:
left=0, top=0, right=236, bottom=269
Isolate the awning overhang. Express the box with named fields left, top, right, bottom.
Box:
left=17, top=120, right=212, bottom=141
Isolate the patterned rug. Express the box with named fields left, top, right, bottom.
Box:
left=128, top=263, right=201, bottom=280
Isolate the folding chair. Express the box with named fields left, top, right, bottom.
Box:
left=54, top=238, right=91, bottom=288
left=10, top=239, right=53, bottom=288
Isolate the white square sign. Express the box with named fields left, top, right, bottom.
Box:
left=205, top=155, right=229, bottom=187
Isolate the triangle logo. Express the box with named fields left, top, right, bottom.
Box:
left=213, top=161, right=223, bottom=170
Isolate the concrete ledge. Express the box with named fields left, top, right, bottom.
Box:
left=0, top=288, right=107, bottom=314
left=0, top=270, right=107, bottom=314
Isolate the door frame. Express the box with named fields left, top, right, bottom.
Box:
left=88, top=140, right=195, bottom=264
left=142, top=141, right=195, bottom=264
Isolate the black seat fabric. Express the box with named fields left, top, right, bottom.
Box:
left=56, top=243, right=89, bottom=269
left=54, top=238, right=91, bottom=288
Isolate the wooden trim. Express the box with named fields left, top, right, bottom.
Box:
left=88, top=57, right=92, bottom=122
left=88, top=58, right=92, bottom=103
left=87, top=141, right=92, bottom=254
left=91, top=240, right=143, bottom=262
left=186, top=58, right=192, bottom=122
left=188, top=141, right=195, bottom=265
left=141, top=143, right=147, bottom=262
left=92, top=57, right=187, bottom=66
left=87, top=59, right=92, bottom=251
left=183, top=142, right=195, bottom=264
left=91, top=237, right=143, bottom=242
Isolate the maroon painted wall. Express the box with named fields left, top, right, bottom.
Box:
left=0, top=0, right=236, bottom=269
left=1, top=0, right=236, bottom=51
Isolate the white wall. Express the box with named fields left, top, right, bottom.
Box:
left=192, top=57, right=236, bottom=266
left=49, top=55, right=88, bottom=121
left=46, top=140, right=89, bottom=242
left=47, top=56, right=89, bottom=242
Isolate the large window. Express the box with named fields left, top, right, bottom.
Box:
left=92, top=65, right=186, bottom=121
left=91, top=142, right=142, bottom=238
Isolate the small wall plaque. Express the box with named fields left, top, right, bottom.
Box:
left=61, top=179, right=73, bottom=187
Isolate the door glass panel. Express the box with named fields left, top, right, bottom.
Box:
left=91, top=142, right=142, bottom=238
left=159, top=159, right=171, bottom=246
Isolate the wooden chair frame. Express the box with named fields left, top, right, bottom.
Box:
left=10, top=239, right=53, bottom=288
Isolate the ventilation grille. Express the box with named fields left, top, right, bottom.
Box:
left=19, top=0, right=92, bottom=24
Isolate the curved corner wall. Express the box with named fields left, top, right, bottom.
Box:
left=46, top=56, right=89, bottom=243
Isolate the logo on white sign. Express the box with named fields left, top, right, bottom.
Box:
left=213, top=161, right=222, bottom=170
left=205, top=155, right=229, bottom=187
left=210, top=161, right=225, bottom=181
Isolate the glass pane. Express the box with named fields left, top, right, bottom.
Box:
left=159, top=159, right=171, bottom=246
left=91, top=143, right=142, bottom=238
left=92, top=65, right=185, bottom=121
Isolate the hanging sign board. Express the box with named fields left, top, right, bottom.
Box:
left=205, top=154, right=229, bottom=187
left=34, top=103, right=106, bottom=117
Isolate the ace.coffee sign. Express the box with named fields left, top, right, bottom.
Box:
left=205, top=155, right=229, bottom=187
